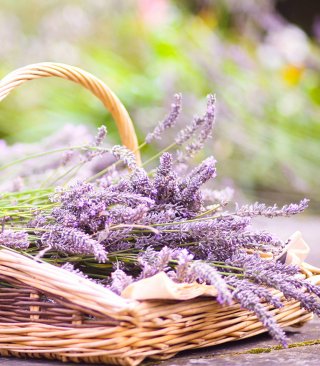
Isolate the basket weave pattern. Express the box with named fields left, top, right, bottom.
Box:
left=0, top=249, right=314, bottom=366
left=0, top=63, right=316, bottom=366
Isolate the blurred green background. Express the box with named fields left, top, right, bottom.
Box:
left=0, top=0, right=320, bottom=212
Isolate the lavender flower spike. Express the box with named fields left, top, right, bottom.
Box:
left=145, top=93, right=182, bottom=144
left=177, top=94, right=216, bottom=162
left=175, top=115, right=206, bottom=146
left=110, top=145, right=137, bottom=171
left=94, top=125, right=107, bottom=146
left=41, top=226, right=108, bottom=263
left=0, top=229, right=29, bottom=250
left=110, top=269, right=133, bottom=295
left=235, top=198, right=309, bottom=218
left=82, top=125, right=108, bottom=162
left=190, top=261, right=233, bottom=306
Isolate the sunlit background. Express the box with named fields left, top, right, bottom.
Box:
left=0, top=0, right=319, bottom=230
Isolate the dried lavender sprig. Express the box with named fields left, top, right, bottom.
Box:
left=138, top=246, right=175, bottom=279
left=226, top=276, right=289, bottom=347
left=145, top=93, right=182, bottom=144
left=94, top=126, right=108, bottom=146
left=61, top=150, right=74, bottom=166
left=236, top=253, right=320, bottom=316
left=173, top=248, right=195, bottom=283
left=225, top=276, right=283, bottom=309
left=176, top=94, right=216, bottom=162
left=81, top=126, right=108, bottom=162
left=178, top=156, right=217, bottom=211
left=175, top=115, right=206, bottom=145
left=109, top=269, right=133, bottom=295
left=130, top=168, right=156, bottom=198
left=190, top=261, right=233, bottom=306
left=153, top=152, right=180, bottom=204
left=0, top=229, right=29, bottom=250
left=110, top=145, right=137, bottom=171
left=229, top=230, right=284, bottom=255
left=235, top=199, right=309, bottom=218
left=108, top=204, right=149, bottom=225
left=41, top=225, right=108, bottom=263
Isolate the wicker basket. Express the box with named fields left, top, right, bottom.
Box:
left=0, top=63, right=318, bottom=366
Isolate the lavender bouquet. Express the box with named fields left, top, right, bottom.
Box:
left=0, top=94, right=316, bottom=348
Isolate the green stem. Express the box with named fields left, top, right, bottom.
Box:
left=86, top=142, right=147, bottom=183
left=49, top=163, right=82, bottom=187
left=86, top=161, right=121, bottom=183
left=195, top=204, right=221, bottom=218
left=0, top=146, right=109, bottom=172
left=63, top=163, right=85, bottom=187
left=0, top=203, right=59, bottom=218
left=4, top=226, right=51, bottom=232
left=141, top=141, right=177, bottom=167
left=20, top=192, right=52, bottom=205
left=40, top=164, right=61, bottom=188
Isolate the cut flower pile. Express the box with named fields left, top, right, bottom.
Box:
left=0, top=94, right=317, bottom=348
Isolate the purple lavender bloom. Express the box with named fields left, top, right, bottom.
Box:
left=130, top=168, right=156, bottom=198
left=138, top=246, right=176, bottom=279
left=226, top=276, right=283, bottom=309
left=0, top=229, right=29, bottom=250
left=173, top=248, right=195, bottom=283
left=190, top=261, right=233, bottom=306
left=94, top=126, right=107, bottom=146
left=229, top=230, right=284, bottom=255
left=229, top=253, right=320, bottom=317
left=145, top=93, right=182, bottom=144
left=175, top=115, right=206, bottom=145
left=41, top=226, right=108, bottom=263
left=108, top=204, right=149, bottom=225
left=82, top=125, right=108, bottom=162
left=154, top=152, right=180, bottom=204
left=110, top=145, right=137, bottom=171
left=226, top=276, right=289, bottom=347
left=60, top=149, right=74, bottom=166
left=235, top=199, right=309, bottom=218
left=178, top=157, right=217, bottom=211
left=177, top=94, right=216, bottom=162
left=109, top=269, right=133, bottom=295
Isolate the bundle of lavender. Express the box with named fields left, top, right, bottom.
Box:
left=0, top=94, right=316, bottom=348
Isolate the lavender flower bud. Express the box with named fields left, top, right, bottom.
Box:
left=190, top=261, right=233, bottom=306
left=235, top=199, right=309, bottom=218
left=177, top=94, right=216, bottom=162
left=94, top=126, right=107, bottom=146
left=226, top=276, right=289, bottom=347
left=110, top=269, right=133, bottom=295
left=0, top=229, right=29, bottom=250
left=41, top=226, right=108, bottom=263
left=145, top=93, right=182, bottom=144
left=173, top=248, right=195, bottom=283
left=110, top=145, right=137, bottom=171
left=60, top=149, right=74, bottom=166
left=175, top=115, right=206, bottom=145
left=81, top=126, right=108, bottom=162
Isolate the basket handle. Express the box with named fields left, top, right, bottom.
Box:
left=0, top=62, right=141, bottom=165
